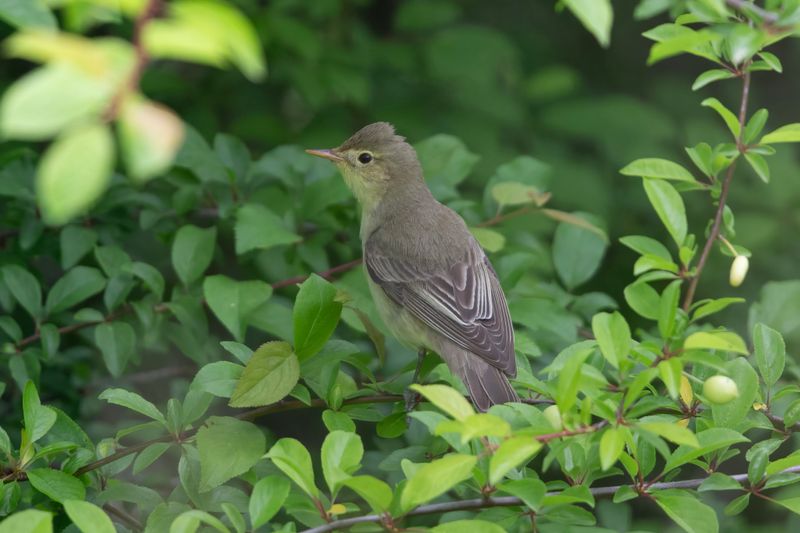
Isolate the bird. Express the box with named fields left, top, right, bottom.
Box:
left=306, top=122, right=518, bottom=411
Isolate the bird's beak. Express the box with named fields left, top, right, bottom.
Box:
left=305, top=148, right=344, bottom=163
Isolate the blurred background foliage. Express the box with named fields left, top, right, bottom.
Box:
left=1, top=0, right=800, bottom=531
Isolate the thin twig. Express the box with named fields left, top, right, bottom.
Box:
left=682, top=70, right=751, bottom=311
left=103, top=0, right=163, bottom=121
left=301, top=465, right=800, bottom=533
left=725, top=0, right=780, bottom=24
left=104, top=504, right=143, bottom=532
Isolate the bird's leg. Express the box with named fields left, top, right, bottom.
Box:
left=404, top=347, right=426, bottom=413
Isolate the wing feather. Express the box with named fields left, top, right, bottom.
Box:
left=365, top=238, right=515, bottom=375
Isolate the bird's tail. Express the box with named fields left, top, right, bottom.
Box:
left=461, top=356, right=519, bottom=412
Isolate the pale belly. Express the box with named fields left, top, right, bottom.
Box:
left=367, top=277, right=433, bottom=351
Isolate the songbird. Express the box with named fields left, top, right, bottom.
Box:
left=306, top=123, right=518, bottom=411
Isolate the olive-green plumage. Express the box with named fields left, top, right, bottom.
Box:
left=306, top=123, right=518, bottom=411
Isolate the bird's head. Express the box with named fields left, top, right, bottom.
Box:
left=306, top=122, right=422, bottom=208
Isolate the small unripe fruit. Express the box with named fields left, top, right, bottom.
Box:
left=703, top=375, right=739, bottom=404
left=543, top=405, right=562, bottom=430
left=729, top=255, right=749, bottom=287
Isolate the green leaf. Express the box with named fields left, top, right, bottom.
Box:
left=489, top=436, right=542, bottom=485
left=701, top=98, right=741, bottom=139
left=203, top=275, right=272, bottom=341
left=620, top=158, right=695, bottom=182
left=0, top=64, right=112, bottom=140
left=234, top=203, right=301, bottom=255
left=562, top=0, right=613, bottom=47
left=45, top=266, right=106, bottom=315
left=711, top=358, right=758, bottom=429
left=266, top=438, right=318, bottom=498
left=27, top=468, right=85, bottom=503
left=197, top=416, right=265, bottom=492
left=0, top=0, right=56, bottom=29
left=658, top=280, right=682, bottom=339
left=639, top=422, right=699, bottom=447
left=171, top=224, right=216, bottom=286
left=499, top=478, right=546, bottom=511
left=414, top=134, right=479, bottom=199
left=342, top=475, right=393, bottom=513
left=600, top=427, right=626, bottom=471
left=744, top=152, right=769, bottom=183
left=249, top=475, right=290, bottom=529
left=491, top=181, right=540, bottom=207
left=663, top=428, right=749, bottom=473
left=23, top=381, right=56, bottom=442
left=552, top=213, right=607, bottom=290
left=775, top=496, right=800, bottom=516
left=321, top=430, right=364, bottom=495
left=118, top=98, right=184, bottom=181
left=646, top=27, right=718, bottom=65
left=432, top=520, right=506, bottom=533
left=692, top=69, right=734, bottom=91
left=99, top=388, right=166, bottom=425
left=469, top=227, right=505, bottom=253
left=658, top=358, right=683, bottom=400
left=400, top=454, right=477, bottom=512
left=38, top=123, right=114, bottom=225
left=653, top=489, right=719, bottom=533
left=692, top=297, right=745, bottom=321
left=757, top=51, right=782, bottom=72
left=293, top=274, right=343, bottom=360
left=220, top=341, right=253, bottom=364
left=723, top=493, right=750, bottom=516
left=643, top=179, right=687, bottom=247
left=555, top=345, right=593, bottom=412
left=126, top=262, right=165, bottom=300
left=323, top=410, right=356, bottom=433
left=411, top=384, right=474, bottom=421
left=148, top=0, right=266, bottom=82
left=0, top=510, right=52, bottom=533
left=191, top=361, right=243, bottom=398
left=229, top=341, right=299, bottom=408
left=94, top=322, right=136, bottom=377
left=1, top=264, right=42, bottom=320
left=133, top=442, right=172, bottom=474
left=760, top=123, right=800, bottom=144
left=684, top=331, right=748, bottom=355
left=699, top=472, right=742, bottom=492
left=591, top=311, right=631, bottom=368
left=63, top=500, right=115, bottom=533
left=60, top=226, right=97, bottom=270
left=743, top=109, right=768, bottom=145
left=624, top=281, right=661, bottom=320
left=753, top=323, right=785, bottom=388
left=170, top=510, right=230, bottom=533
left=619, top=235, right=672, bottom=260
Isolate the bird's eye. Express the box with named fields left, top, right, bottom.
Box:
left=357, top=152, right=373, bottom=164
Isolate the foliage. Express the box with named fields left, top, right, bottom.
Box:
left=1, top=0, right=800, bottom=532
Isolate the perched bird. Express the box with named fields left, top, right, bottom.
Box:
left=306, top=123, right=518, bottom=411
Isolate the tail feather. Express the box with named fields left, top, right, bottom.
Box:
left=462, top=359, right=519, bottom=412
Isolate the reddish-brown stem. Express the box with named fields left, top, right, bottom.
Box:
left=103, top=0, right=163, bottom=121
left=682, top=70, right=751, bottom=311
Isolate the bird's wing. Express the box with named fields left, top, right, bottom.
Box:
left=364, top=237, right=515, bottom=375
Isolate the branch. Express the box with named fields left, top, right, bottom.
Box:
left=301, top=465, right=800, bottom=533
left=103, top=0, right=163, bottom=121
left=682, top=70, right=751, bottom=311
